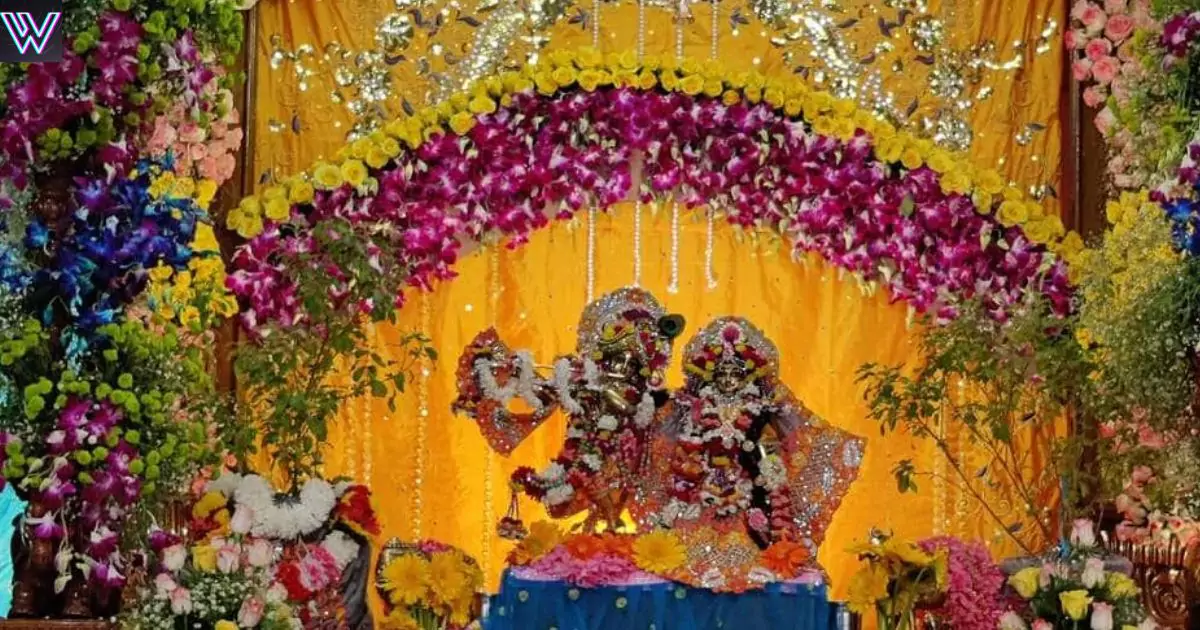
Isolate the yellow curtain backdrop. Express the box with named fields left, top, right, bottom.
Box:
left=247, top=0, right=1068, bottom=599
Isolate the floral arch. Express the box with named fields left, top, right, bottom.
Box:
left=224, top=48, right=1078, bottom=335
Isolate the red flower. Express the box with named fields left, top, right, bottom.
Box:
left=335, top=485, right=382, bottom=536
left=274, top=561, right=312, bottom=602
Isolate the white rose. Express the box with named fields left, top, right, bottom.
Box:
left=1070, top=519, right=1097, bottom=548
left=999, top=612, right=1028, bottom=630
left=230, top=505, right=254, bottom=535
left=162, top=544, right=187, bottom=572
left=597, top=415, right=619, bottom=431
left=1081, top=557, right=1105, bottom=588
left=247, top=539, right=274, bottom=568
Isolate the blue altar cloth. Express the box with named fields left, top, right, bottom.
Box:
left=483, top=571, right=840, bottom=630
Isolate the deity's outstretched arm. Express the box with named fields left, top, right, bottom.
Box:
left=769, top=393, right=865, bottom=553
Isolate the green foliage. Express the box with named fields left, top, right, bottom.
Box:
left=235, top=216, right=434, bottom=490
left=857, top=295, right=1095, bottom=553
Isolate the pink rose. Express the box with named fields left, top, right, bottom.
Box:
left=153, top=573, right=176, bottom=599
left=189, top=142, right=209, bottom=162
left=1092, top=602, right=1115, bottom=630
left=1104, top=0, right=1127, bottom=12
left=169, top=587, right=193, bottom=615
left=1065, top=29, right=1083, bottom=49
left=162, top=544, right=187, bottom=572
left=1092, top=56, right=1120, bottom=84
left=147, top=117, right=178, bottom=154
left=217, top=543, right=241, bottom=573
left=1081, top=4, right=1108, bottom=33
left=1094, top=106, right=1116, bottom=135
left=1086, top=38, right=1113, bottom=60
left=1071, top=519, right=1098, bottom=548
left=178, top=122, right=205, bottom=143
left=1105, top=14, right=1136, bottom=42
left=238, top=595, right=265, bottom=627
left=1071, top=0, right=1092, bottom=20
left=1033, top=620, right=1053, bottom=630
left=247, top=539, right=274, bottom=567
left=1083, top=85, right=1107, bottom=107
left=1073, top=59, right=1094, bottom=81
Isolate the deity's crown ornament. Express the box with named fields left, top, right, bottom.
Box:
left=683, top=316, right=779, bottom=386
left=576, top=287, right=684, bottom=370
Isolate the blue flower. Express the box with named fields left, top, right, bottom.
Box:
left=23, top=221, right=48, bottom=249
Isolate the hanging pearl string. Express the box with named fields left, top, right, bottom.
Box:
left=483, top=247, right=501, bottom=579
left=675, top=0, right=685, bottom=60
left=414, top=293, right=431, bottom=539
left=705, top=208, right=718, bottom=290
left=637, top=0, right=646, bottom=60
left=363, top=325, right=375, bottom=485
left=592, top=0, right=601, bottom=48
left=709, top=0, right=718, bottom=59
left=633, top=200, right=643, bottom=288
left=667, top=201, right=680, bottom=294
left=586, top=207, right=597, bottom=302
left=346, top=389, right=359, bottom=482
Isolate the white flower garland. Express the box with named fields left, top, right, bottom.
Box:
left=553, top=358, right=585, bottom=415
left=208, top=474, right=340, bottom=540
left=474, top=350, right=543, bottom=411
left=321, top=530, right=361, bottom=571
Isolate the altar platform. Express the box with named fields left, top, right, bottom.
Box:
left=483, top=570, right=848, bottom=630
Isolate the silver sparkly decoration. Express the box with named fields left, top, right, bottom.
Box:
left=376, top=13, right=415, bottom=53
left=908, top=15, right=943, bottom=53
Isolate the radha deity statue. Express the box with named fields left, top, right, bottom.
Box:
left=453, top=288, right=684, bottom=534
left=637, top=317, right=864, bottom=589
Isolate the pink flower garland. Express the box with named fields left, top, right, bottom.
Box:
left=228, top=88, right=1071, bottom=335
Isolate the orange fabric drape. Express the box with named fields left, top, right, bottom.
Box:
left=248, top=0, right=1067, bottom=601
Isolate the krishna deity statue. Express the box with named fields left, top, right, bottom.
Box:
left=452, top=288, right=684, bottom=535
left=636, top=317, right=864, bottom=589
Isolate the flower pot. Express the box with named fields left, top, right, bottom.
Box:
left=10, top=503, right=55, bottom=618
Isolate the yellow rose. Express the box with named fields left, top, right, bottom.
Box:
left=616, top=49, right=638, bottom=70
left=535, top=72, right=557, bottom=96
left=972, top=191, right=994, bottom=213
left=876, top=137, right=903, bottom=163
left=578, top=69, right=603, bottom=92
left=263, top=196, right=291, bottom=222
left=422, top=123, right=444, bottom=141
left=996, top=199, right=1030, bottom=225
left=638, top=70, right=659, bottom=91
left=192, top=545, right=218, bottom=573
left=1059, top=590, right=1092, bottom=620
left=703, top=78, right=724, bottom=98
left=551, top=66, right=577, bottom=87
left=812, top=116, right=836, bottom=138
left=313, top=162, right=343, bottom=189
left=940, top=170, right=972, bottom=195
left=469, top=95, right=497, bottom=114
left=723, top=90, right=742, bottom=106
left=1002, top=186, right=1024, bottom=201
left=366, top=148, right=390, bottom=169
left=743, top=86, right=762, bottom=103
left=449, top=112, right=476, bottom=135
left=763, top=87, right=785, bottom=106
left=976, top=169, right=1005, bottom=194
left=576, top=47, right=601, bottom=68
left=783, top=98, right=803, bottom=117
left=1022, top=218, right=1054, bottom=243
left=680, top=75, right=704, bottom=95
left=385, top=118, right=408, bottom=139
left=926, top=150, right=954, bottom=174
left=1007, top=567, right=1041, bottom=599
left=833, top=98, right=856, bottom=117
left=288, top=179, right=315, bottom=205
left=834, top=118, right=856, bottom=141
left=900, top=147, right=924, bottom=170
left=340, top=159, right=368, bottom=188
left=214, top=622, right=237, bottom=630
left=234, top=212, right=263, bottom=239
left=350, top=137, right=372, bottom=159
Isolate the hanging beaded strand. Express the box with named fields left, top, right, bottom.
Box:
left=363, top=324, right=376, bottom=486
left=705, top=207, right=718, bottom=290
left=482, top=247, right=501, bottom=579
left=591, top=0, right=600, bottom=48
left=709, top=0, right=718, bottom=60
left=667, top=201, right=680, bottom=294
left=674, top=0, right=686, bottom=61
left=633, top=200, right=643, bottom=288
left=637, top=0, right=646, bottom=60
left=586, top=207, right=597, bottom=302
left=414, top=293, right=431, bottom=539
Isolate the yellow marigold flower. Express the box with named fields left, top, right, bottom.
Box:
left=340, top=159, right=368, bottom=188
left=192, top=544, right=218, bottom=573
left=508, top=520, right=562, bottom=566
left=724, top=90, right=743, bottom=106
left=940, top=170, right=972, bottom=195
left=975, top=168, right=1005, bottom=194
left=763, top=87, right=785, bottom=106
left=1008, top=567, right=1041, bottom=599
left=155, top=303, right=175, bottom=322
left=237, top=196, right=262, bottom=219
left=469, top=95, right=497, bottom=114
left=1060, top=590, right=1091, bottom=620
left=313, top=162, right=343, bottom=189
left=873, top=122, right=896, bottom=140
left=680, top=75, right=704, bottom=96
left=782, top=98, right=803, bottom=117
left=900, top=147, right=924, bottom=170
left=1042, top=214, right=1065, bottom=239
left=428, top=552, right=470, bottom=606
left=576, top=47, right=602, bottom=68
left=996, top=199, right=1030, bottom=225
left=882, top=539, right=934, bottom=566
left=551, top=67, right=577, bottom=87
left=833, top=98, right=856, bottom=117
left=288, top=179, right=315, bottom=205
left=263, top=196, right=291, bottom=222
left=148, top=264, right=174, bottom=282
left=1107, top=572, right=1139, bottom=598
left=926, top=149, right=954, bottom=174
left=366, top=148, right=390, bottom=170
left=449, top=112, right=476, bottom=135
left=633, top=531, right=687, bottom=574
left=381, top=554, right=430, bottom=606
